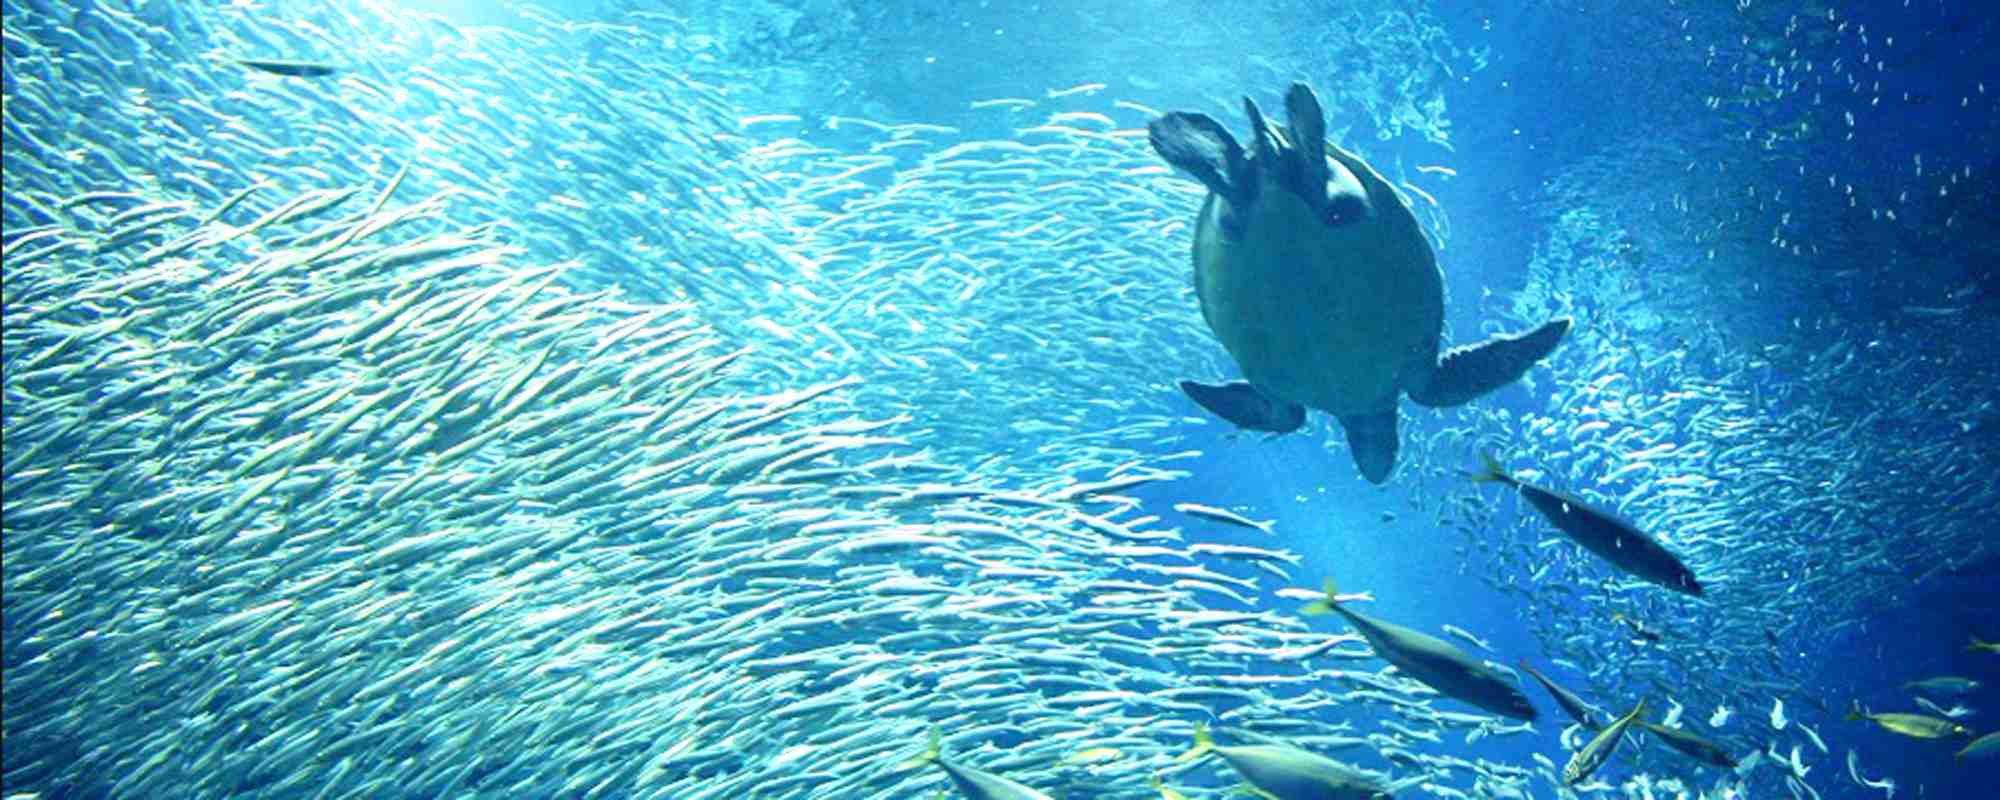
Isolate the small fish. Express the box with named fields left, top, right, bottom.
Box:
left=1147, top=774, right=1192, bottom=800
left=1442, top=624, right=1493, bottom=652
left=1914, top=697, right=1974, bottom=719
left=1845, top=750, right=1897, bottom=795
left=1769, top=697, right=1788, bottom=731
left=237, top=59, right=340, bottom=78
left=1904, top=676, right=1982, bottom=695
left=1766, top=743, right=1811, bottom=780
left=1471, top=453, right=1701, bottom=595
left=1610, top=612, right=1664, bottom=644
left=1969, top=637, right=2000, bottom=655
left=1564, top=700, right=1647, bottom=785
left=1172, top=502, right=1273, bottom=534
left=1797, top=721, right=1827, bottom=754
left=1901, top=305, right=1969, bottom=317
left=1062, top=747, right=1123, bottom=766
left=1845, top=702, right=1973, bottom=739
left=1045, top=82, right=1106, bottom=98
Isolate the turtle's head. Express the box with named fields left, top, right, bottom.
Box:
left=1149, top=82, right=1372, bottom=240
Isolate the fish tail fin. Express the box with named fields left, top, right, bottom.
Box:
left=1176, top=722, right=1215, bottom=762
left=1843, top=701, right=1864, bottom=721
left=899, top=728, right=942, bottom=770
left=1301, top=578, right=1340, bottom=615
left=1465, top=451, right=1511, bottom=484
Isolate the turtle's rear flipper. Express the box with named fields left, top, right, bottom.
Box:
left=1338, top=411, right=1398, bottom=484
left=1179, top=380, right=1303, bottom=434
left=1408, top=317, right=1572, bottom=408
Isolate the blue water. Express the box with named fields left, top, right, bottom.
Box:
left=5, top=1, right=1998, bottom=798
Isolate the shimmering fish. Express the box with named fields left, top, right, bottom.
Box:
left=1471, top=453, right=1702, bottom=596
left=1610, top=612, right=1664, bottom=644
left=1177, top=722, right=1393, bottom=800
left=1061, top=747, right=1123, bottom=766
left=1845, top=750, right=1896, bottom=795
left=1173, top=501, right=1274, bottom=534
left=902, top=729, right=1054, bottom=800
left=1563, top=700, right=1646, bottom=786
left=1845, top=703, right=1972, bottom=739
left=1303, top=580, right=1537, bottom=721
left=1915, top=697, right=1974, bottom=719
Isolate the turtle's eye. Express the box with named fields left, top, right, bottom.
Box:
left=1321, top=192, right=1367, bottom=227
left=1218, top=207, right=1246, bottom=240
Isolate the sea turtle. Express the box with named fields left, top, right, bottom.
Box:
left=1148, top=82, right=1571, bottom=483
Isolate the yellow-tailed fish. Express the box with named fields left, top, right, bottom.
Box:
left=901, top=729, right=1054, bottom=800
left=1846, top=702, right=1972, bottom=739
left=1563, top=700, right=1647, bottom=785
left=1304, top=579, right=1537, bottom=721
left=1178, top=722, right=1391, bottom=800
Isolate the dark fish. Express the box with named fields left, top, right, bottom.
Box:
left=1518, top=660, right=1605, bottom=730
left=238, top=59, right=340, bottom=78
left=1638, top=720, right=1740, bottom=769
left=1470, top=453, right=1703, bottom=596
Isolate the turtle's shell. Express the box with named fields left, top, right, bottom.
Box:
left=1191, top=147, right=1443, bottom=417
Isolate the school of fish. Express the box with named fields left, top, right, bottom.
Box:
left=4, top=2, right=1994, bottom=800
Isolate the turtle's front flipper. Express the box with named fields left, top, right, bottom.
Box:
left=1407, top=317, right=1572, bottom=408
left=1148, top=113, right=1257, bottom=212
left=1338, top=411, right=1398, bottom=484
left=1179, top=380, right=1304, bottom=434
